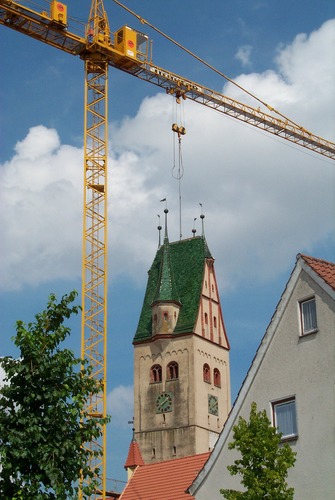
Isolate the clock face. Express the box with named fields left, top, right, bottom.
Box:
left=208, top=394, right=219, bottom=416
left=156, top=392, right=173, bottom=413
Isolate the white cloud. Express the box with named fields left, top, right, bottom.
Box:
left=107, top=385, right=134, bottom=428
left=14, top=125, right=60, bottom=161
left=235, top=45, right=253, bottom=67
left=0, top=126, right=83, bottom=290
left=1, top=20, right=334, bottom=292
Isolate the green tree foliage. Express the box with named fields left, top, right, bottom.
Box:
left=220, top=402, right=296, bottom=500
left=0, top=291, right=108, bottom=499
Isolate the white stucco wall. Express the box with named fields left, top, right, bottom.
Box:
left=192, top=265, right=335, bottom=500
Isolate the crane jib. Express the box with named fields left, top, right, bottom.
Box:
left=116, top=62, right=335, bottom=160
left=1, top=0, right=334, bottom=159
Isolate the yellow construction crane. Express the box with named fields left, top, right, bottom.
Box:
left=1, top=0, right=334, bottom=498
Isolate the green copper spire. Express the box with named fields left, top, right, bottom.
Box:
left=153, top=209, right=180, bottom=304
left=134, top=235, right=213, bottom=342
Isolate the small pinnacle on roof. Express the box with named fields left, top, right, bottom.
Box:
left=199, top=203, right=205, bottom=237
left=157, top=214, right=162, bottom=248
left=128, top=417, right=135, bottom=439
left=164, top=208, right=169, bottom=241
left=160, top=198, right=169, bottom=241
left=192, top=217, right=197, bottom=237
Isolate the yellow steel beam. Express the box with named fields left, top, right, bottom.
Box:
left=1, top=1, right=334, bottom=159
left=81, top=55, right=108, bottom=499
left=80, top=1, right=110, bottom=495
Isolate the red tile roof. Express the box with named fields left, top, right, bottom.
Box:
left=120, top=452, right=211, bottom=500
left=299, top=254, right=335, bottom=291
left=124, top=439, right=144, bottom=468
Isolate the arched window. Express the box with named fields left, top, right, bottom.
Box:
left=203, top=363, right=211, bottom=383
left=167, top=361, right=179, bottom=380
left=213, top=316, right=217, bottom=328
left=204, top=312, right=208, bottom=324
left=150, top=364, right=162, bottom=383
left=214, top=368, right=221, bottom=387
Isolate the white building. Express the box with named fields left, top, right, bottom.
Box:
left=188, top=254, right=335, bottom=500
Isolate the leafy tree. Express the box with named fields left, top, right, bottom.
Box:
left=220, top=402, right=296, bottom=500
left=0, top=291, right=108, bottom=499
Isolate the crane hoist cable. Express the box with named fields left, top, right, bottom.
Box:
left=113, top=0, right=301, bottom=129
left=171, top=98, right=186, bottom=240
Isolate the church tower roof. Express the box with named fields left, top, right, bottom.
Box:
left=124, top=438, right=144, bottom=469
left=152, top=233, right=181, bottom=305
left=134, top=236, right=213, bottom=343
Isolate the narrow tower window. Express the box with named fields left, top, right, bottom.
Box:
left=203, top=363, right=211, bottom=383
left=150, top=364, right=162, bottom=383
left=214, top=368, right=221, bottom=387
left=167, top=361, right=179, bottom=380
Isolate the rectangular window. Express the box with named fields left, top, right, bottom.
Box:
left=272, top=397, right=298, bottom=440
left=300, top=297, right=317, bottom=335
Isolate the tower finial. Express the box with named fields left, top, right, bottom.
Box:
left=128, top=417, right=135, bottom=440
left=199, top=203, right=205, bottom=237
left=157, top=214, right=162, bottom=248
left=164, top=207, right=169, bottom=240
left=192, top=217, right=197, bottom=237
left=160, top=198, right=168, bottom=241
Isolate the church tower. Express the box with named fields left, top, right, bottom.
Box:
left=132, top=220, right=231, bottom=463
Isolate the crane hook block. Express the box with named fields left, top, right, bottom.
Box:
left=50, top=1, right=67, bottom=26
left=172, top=123, right=186, bottom=136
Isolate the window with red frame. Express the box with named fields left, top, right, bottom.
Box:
left=150, top=364, right=162, bottom=383
left=167, top=361, right=179, bottom=380
left=214, top=368, right=221, bottom=387
left=203, top=363, right=211, bottom=383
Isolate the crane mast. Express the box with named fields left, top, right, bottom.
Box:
left=81, top=0, right=109, bottom=497
left=1, top=0, right=334, bottom=498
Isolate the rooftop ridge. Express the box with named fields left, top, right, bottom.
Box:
left=298, top=254, right=335, bottom=291
left=120, top=452, right=211, bottom=499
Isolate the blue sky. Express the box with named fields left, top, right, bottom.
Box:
left=1, top=0, right=335, bottom=489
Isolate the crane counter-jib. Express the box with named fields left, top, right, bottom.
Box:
left=0, top=0, right=86, bottom=54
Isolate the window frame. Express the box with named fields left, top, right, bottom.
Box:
left=166, top=361, right=179, bottom=380
left=203, top=363, right=211, bottom=384
left=272, top=396, right=298, bottom=441
left=299, top=296, right=318, bottom=336
left=150, top=364, right=162, bottom=383
left=213, top=368, right=221, bottom=388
